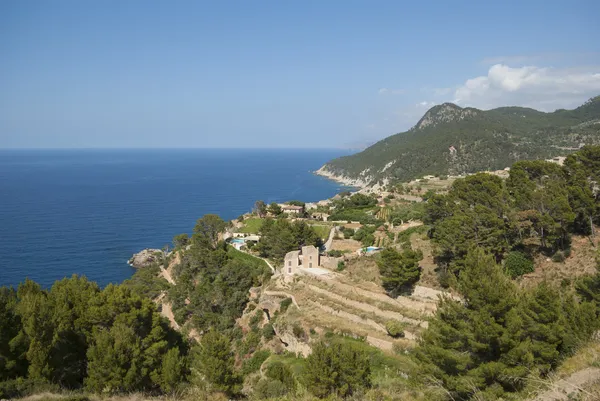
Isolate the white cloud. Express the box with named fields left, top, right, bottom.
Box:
left=417, top=101, right=435, bottom=108
left=453, top=64, right=600, bottom=111
left=378, top=87, right=405, bottom=95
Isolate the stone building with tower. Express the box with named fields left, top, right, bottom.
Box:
left=283, top=245, right=320, bottom=275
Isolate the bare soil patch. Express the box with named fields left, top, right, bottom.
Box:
left=523, top=234, right=598, bottom=287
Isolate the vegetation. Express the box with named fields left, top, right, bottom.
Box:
left=4, top=145, right=600, bottom=400
left=238, top=217, right=265, bottom=233
left=0, top=276, right=186, bottom=394
left=385, top=320, right=406, bottom=338
left=322, top=97, right=600, bottom=184
left=267, top=202, right=282, bottom=216
left=303, top=339, right=371, bottom=398
left=504, top=250, right=534, bottom=278
left=424, top=147, right=600, bottom=277
left=169, top=214, right=271, bottom=333
left=254, top=218, right=322, bottom=261
left=417, top=248, right=600, bottom=400
left=377, top=246, right=423, bottom=296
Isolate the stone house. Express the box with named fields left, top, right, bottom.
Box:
left=281, top=204, right=304, bottom=215
left=283, top=245, right=320, bottom=275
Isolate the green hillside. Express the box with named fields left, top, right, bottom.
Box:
left=321, top=96, right=600, bottom=184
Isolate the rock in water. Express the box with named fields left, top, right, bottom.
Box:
left=128, top=248, right=161, bottom=268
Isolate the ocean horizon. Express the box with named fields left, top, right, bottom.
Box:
left=0, top=148, right=353, bottom=288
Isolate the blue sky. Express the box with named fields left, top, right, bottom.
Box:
left=1, top=1, right=599, bottom=148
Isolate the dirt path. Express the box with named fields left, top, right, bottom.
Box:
left=238, top=248, right=276, bottom=274
left=160, top=266, right=175, bottom=285
left=160, top=300, right=180, bottom=330
left=155, top=292, right=179, bottom=329
left=159, top=251, right=179, bottom=285
left=530, top=368, right=600, bottom=401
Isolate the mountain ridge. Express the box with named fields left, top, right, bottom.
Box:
left=318, top=96, right=600, bottom=186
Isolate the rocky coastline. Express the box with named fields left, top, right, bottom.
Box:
left=128, top=248, right=162, bottom=268
left=314, top=165, right=369, bottom=188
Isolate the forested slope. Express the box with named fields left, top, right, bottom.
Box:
left=320, top=96, right=600, bottom=184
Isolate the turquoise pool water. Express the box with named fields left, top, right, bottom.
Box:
left=365, top=246, right=381, bottom=252
left=231, top=238, right=245, bottom=244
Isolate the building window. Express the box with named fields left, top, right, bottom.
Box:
left=309, top=263, right=312, bottom=268
left=288, top=261, right=291, bottom=266
left=288, top=268, right=292, bottom=273
left=309, top=255, right=312, bottom=260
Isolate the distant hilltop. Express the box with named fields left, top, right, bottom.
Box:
left=317, top=96, right=600, bottom=186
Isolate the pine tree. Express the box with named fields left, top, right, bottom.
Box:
left=159, top=347, right=186, bottom=393
left=377, top=246, right=423, bottom=296
left=191, top=330, right=239, bottom=395
left=304, top=340, right=371, bottom=398
left=0, top=287, right=27, bottom=380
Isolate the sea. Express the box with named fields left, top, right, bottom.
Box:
left=0, top=149, right=354, bottom=288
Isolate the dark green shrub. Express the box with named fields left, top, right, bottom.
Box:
left=242, top=349, right=271, bottom=375
left=337, top=261, right=346, bottom=271
left=238, top=331, right=261, bottom=356
left=342, top=227, right=355, bottom=238
left=0, top=379, right=59, bottom=399
left=292, top=324, right=305, bottom=340
left=552, top=251, right=566, bottom=263
left=385, top=320, right=405, bottom=338
left=253, top=378, right=289, bottom=399
left=280, top=298, right=293, bottom=313
left=265, top=361, right=296, bottom=392
left=504, top=251, right=535, bottom=278
left=262, top=323, right=275, bottom=340
left=249, top=309, right=264, bottom=330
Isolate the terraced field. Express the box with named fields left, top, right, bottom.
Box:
left=261, top=268, right=449, bottom=352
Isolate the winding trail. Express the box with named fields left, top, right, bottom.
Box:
left=160, top=266, right=175, bottom=285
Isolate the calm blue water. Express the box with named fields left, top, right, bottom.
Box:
left=0, top=149, right=352, bottom=288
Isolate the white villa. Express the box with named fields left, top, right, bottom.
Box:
left=284, top=245, right=320, bottom=275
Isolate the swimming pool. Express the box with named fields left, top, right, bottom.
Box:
left=231, top=238, right=245, bottom=244
left=365, top=246, right=381, bottom=252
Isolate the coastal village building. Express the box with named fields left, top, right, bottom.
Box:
left=310, top=212, right=329, bottom=221
left=284, top=245, right=320, bottom=275
left=281, top=204, right=304, bottom=215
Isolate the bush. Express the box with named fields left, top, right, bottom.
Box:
left=552, top=250, right=566, bottom=263
left=336, top=261, right=346, bottom=271
left=292, top=324, right=306, bottom=340
left=504, top=251, right=535, bottom=278
left=249, top=309, right=264, bottom=330
left=0, top=379, right=60, bottom=399
left=342, top=227, right=355, bottom=238
left=238, top=331, right=262, bottom=356
left=265, top=362, right=296, bottom=392
left=385, top=320, right=406, bottom=338
left=242, top=349, right=271, bottom=374
left=280, top=298, right=293, bottom=313
left=304, top=340, right=371, bottom=398
left=327, top=249, right=344, bottom=257
left=253, top=377, right=289, bottom=399
left=262, top=323, right=275, bottom=340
